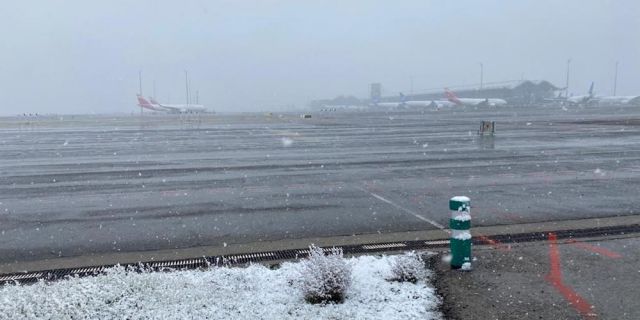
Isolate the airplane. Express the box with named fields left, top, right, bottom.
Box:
left=585, top=83, right=640, bottom=106
left=137, top=95, right=208, bottom=113
left=148, top=97, right=207, bottom=114
left=563, top=82, right=640, bottom=106
left=566, top=82, right=595, bottom=105
left=444, top=88, right=507, bottom=107
left=137, top=95, right=169, bottom=112
left=405, top=99, right=456, bottom=109
left=593, top=95, right=640, bottom=106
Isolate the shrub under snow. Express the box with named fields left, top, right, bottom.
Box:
left=298, top=245, right=352, bottom=304
left=0, top=255, right=442, bottom=319
left=387, top=251, right=428, bottom=284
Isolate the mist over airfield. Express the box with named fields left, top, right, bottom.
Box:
left=0, top=0, right=638, bottom=115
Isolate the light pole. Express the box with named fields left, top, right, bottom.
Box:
left=185, top=71, right=190, bottom=106
left=613, top=61, right=619, bottom=96
left=479, top=63, right=484, bottom=90
left=565, top=59, right=571, bottom=97
left=139, top=70, right=143, bottom=116
left=410, top=76, right=414, bottom=96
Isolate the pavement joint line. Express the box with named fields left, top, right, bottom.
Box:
left=358, top=187, right=448, bottom=231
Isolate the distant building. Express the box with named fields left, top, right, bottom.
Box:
left=367, top=80, right=561, bottom=105
left=370, top=83, right=382, bottom=101
left=309, top=80, right=562, bottom=109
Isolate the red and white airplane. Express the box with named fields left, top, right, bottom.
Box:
left=136, top=95, right=207, bottom=114
left=136, top=95, right=168, bottom=112
left=444, top=88, right=507, bottom=107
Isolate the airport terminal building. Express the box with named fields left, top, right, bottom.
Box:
left=311, top=80, right=561, bottom=108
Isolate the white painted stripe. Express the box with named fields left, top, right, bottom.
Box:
left=425, top=240, right=450, bottom=245
left=361, top=188, right=448, bottom=232
left=362, top=243, right=406, bottom=250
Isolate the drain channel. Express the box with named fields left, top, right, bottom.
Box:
left=1, top=223, right=638, bottom=285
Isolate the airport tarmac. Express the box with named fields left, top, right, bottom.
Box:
left=1, top=105, right=639, bottom=263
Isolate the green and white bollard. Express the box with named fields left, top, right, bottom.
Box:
left=449, top=196, right=472, bottom=270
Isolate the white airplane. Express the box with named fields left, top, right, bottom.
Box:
left=565, top=82, right=640, bottom=106
left=587, top=83, right=640, bottom=106
left=405, top=99, right=455, bottom=109
left=593, top=95, right=640, bottom=106
left=136, top=96, right=208, bottom=114
left=444, top=88, right=507, bottom=106
left=566, top=82, right=595, bottom=105
left=149, top=97, right=207, bottom=114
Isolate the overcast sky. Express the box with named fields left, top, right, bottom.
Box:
left=0, top=0, right=638, bottom=115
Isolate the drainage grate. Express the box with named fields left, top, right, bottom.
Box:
left=362, top=243, right=407, bottom=250
left=1, top=223, right=638, bottom=286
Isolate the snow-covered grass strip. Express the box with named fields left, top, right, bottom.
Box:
left=0, top=254, right=442, bottom=320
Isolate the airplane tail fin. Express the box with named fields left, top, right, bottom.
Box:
left=588, top=82, right=594, bottom=97
left=444, top=88, right=462, bottom=105
left=444, top=88, right=455, bottom=99
left=137, top=95, right=156, bottom=110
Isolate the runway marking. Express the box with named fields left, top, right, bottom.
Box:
left=545, top=233, right=597, bottom=320
left=566, top=239, right=622, bottom=259
left=359, top=187, right=448, bottom=232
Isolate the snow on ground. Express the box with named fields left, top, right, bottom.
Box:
left=0, top=255, right=442, bottom=320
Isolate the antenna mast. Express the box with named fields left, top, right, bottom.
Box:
left=613, top=61, right=619, bottom=96
left=185, top=71, right=190, bottom=106
left=139, top=70, right=143, bottom=116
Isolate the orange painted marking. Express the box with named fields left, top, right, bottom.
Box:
left=566, top=239, right=622, bottom=259
left=477, top=234, right=511, bottom=252
left=546, top=233, right=597, bottom=320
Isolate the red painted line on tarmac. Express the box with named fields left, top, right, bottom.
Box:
left=477, top=234, right=511, bottom=251
left=566, top=239, right=622, bottom=259
left=546, top=233, right=598, bottom=320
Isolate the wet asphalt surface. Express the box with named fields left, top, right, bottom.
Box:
left=431, top=236, right=640, bottom=320
left=1, top=105, right=639, bottom=263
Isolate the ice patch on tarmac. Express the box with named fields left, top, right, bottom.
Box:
left=0, top=255, right=442, bottom=320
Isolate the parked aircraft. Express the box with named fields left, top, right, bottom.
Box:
left=444, top=88, right=507, bottom=106
left=136, top=95, right=168, bottom=112
left=149, top=97, right=207, bottom=113
left=566, top=82, right=595, bottom=105
left=594, top=95, right=640, bottom=106
left=136, top=96, right=207, bottom=114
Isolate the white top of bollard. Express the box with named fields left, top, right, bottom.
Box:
left=451, top=196, right=470, bottom=202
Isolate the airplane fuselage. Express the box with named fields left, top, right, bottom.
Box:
left=405, top=100, right=456, bottom=108
left=453, top=98, right=507, bottom=107
left=157, top=104, right=207, bottom=113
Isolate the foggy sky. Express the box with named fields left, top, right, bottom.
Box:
left=1, top=0, right=638, bottom=115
